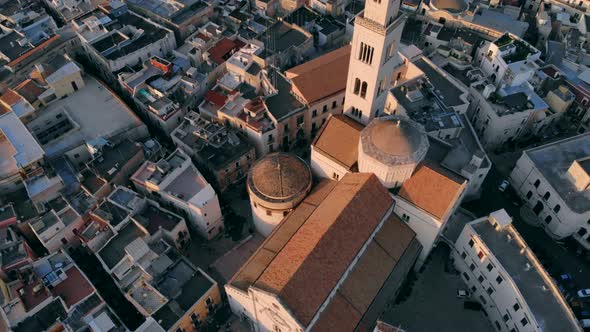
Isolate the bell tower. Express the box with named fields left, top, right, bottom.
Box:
left=343, top=0, right=407, bottom=125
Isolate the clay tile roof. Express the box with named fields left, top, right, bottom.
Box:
left=229, top=174, right=420, bottom=330
left=15, top=79, right=46, bottom=103
left=208, top=38, right=245, bottom=65
left=0, top=89, right=22, bottom=106
left=398, top=162, right=466, bottom=220
left=312, top=114, right=365, bottom=170
left=287, top=45, right=350, bottom=104
left=311, top=213, right=418, bottom=332
left=204, top=90, right=228, bottom=107
left=248, top=153, right=312, bottom=202
left=254, top=173, right=393, bottom=325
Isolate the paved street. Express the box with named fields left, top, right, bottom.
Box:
left=463, top=165, right=590, bottom=317
left=382, top=246, right=494, bottom=332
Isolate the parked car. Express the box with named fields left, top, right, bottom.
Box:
left=498, top=180, right=510, bottom=192
left=578, top=289, right=590, bottom=298
left=457, top=289, right=470, bottom=299
left=580, top=319, right=590, bottom=328
left=464, top=301, right=482, bottom=311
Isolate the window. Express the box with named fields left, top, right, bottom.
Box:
left=358, top=42, right=374, bottom=64
left=312, top=110, right=317, bottom=117
left=495, top=321, right=501, bottom=330
left=360, top=82, right=368, bottom=98
left=477, top=251, right=484, bottom=259
left=478, top=275, right=484, bottom=283
left=266, top=210, right=272, bottom=216
left=513, top=303, right=520, bottom=311
left=526, top=191, right=532, bottom=199
left=191, top=313, right=200, bottom=322
left=486, top=287, right=494, bottom=295
left=544, top=216, right=552, bottom=224
left=297, top=116, right=304, bottom=125
left=322, top=105, right=328, bottom=113
left=479, top=295, right=487, bottom=305
left=283, top=211, right=289, bottom=217
left=354, top=78, right=361, bottom=95
left=463, top=272, right=470, bottom=280
left=554, top=204, right=561, bottom=213
left=520, top=318, right=528, bottom=326
left=578, top=228, right=587, bottom=237
left=402, top=214, right=410, bottom=222
left=273, top=326, right=282, bottom=332
left=332, top=172, right=340, bottom=180
left=461, top=252, right=467, bottom=259
left=496, top=275, right=503, bottom=284
left=74, top=153, right=80, bottom=158
left=470, top=263, right=475, bottom=271
left=471, top=286, right=477, bottom=292
left=534, top=179, right=540, bottom=188
left=468, top=239, right=474, bottom=247
left=332, top=101, right=337, bottom=109
left=486, top=263, right=493, bottom=271
left=503, top=314, right=510, bottom=322
left=543, top=192, right=551, bottom=200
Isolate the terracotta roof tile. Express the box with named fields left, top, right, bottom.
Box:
left=208, top=38, right=245, bottom=65
left=15, top=79, right=46, bottom=103
left=255, top=173, right=393, bottom=325
left=311, top=214, right=418, bottom=332
left=309, top=292, right=361, bottom=332
left=287, top=45, right=350, bottom=104
left=398, top=162, right=466, bottom=220
left=0, top=89, right=22, bottom=106
left=312, top=114, right=365, bottom=169
left=204, top=90, right=228, bottom=107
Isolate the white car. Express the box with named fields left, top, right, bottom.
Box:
left=498, top=180, right=510, bottom=192
left=577, top=288, right=590, bottom=298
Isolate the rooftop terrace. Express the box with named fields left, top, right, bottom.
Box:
left=525, top=133, right=590, bottom=214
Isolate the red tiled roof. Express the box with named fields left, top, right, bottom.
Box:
left=287, top=45, right=351, bottom=104
left=398, top=162, right=466, bottom=220
left=312, top=114, right=364, bottom=170
left=208, top=38, right=245, bottom=65
left=0, top=89, right=22, bottom=106
left=7, top=35, right=61, bottom=67
left=254, top=173, right=394, bottom=325
left=15, top=79, right=46, bottom=103
left=51, top=267, right=95, bottom=308
left=204, top=90, right=228, bottom=107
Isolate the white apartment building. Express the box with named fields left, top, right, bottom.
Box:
left=477, top=34, right=541, bottom=88
left=510, top=133, right=590, bottom=251
left=131, top=149, right=223, bottom=239
left=394, top=163, right=467, bottom=266
left=452, top=210, right=581, bottom=332
left=74, top=2, right=176, bottom=73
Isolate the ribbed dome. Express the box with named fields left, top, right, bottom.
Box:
left=248, top=153, right=311, bottom=203
left=360, top=116, right=429, bottom=166
left=431, top=0, right=468, bottom=13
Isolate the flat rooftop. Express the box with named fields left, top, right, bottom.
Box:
left=0, top=111, right=44, bottom=178
left=92, top=200, right=131, bottom=227
left=525, top=133, right=590, bottom=213
left=25, top=77, right=144, bottom=157
left=96, top=12, right=170, bottom=61
left=162, top=166, right=209, bottom=200
left=98, top=221, right=147, bottom=269
left=152, top=261, right=214, bottom=330
left=172, top=120, right=253, bottom=170
left=133, top=203, right=182, bottom=234
left=413, top=58, right=465, bottom=107
left=472, top=218, right=579, bottom=332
